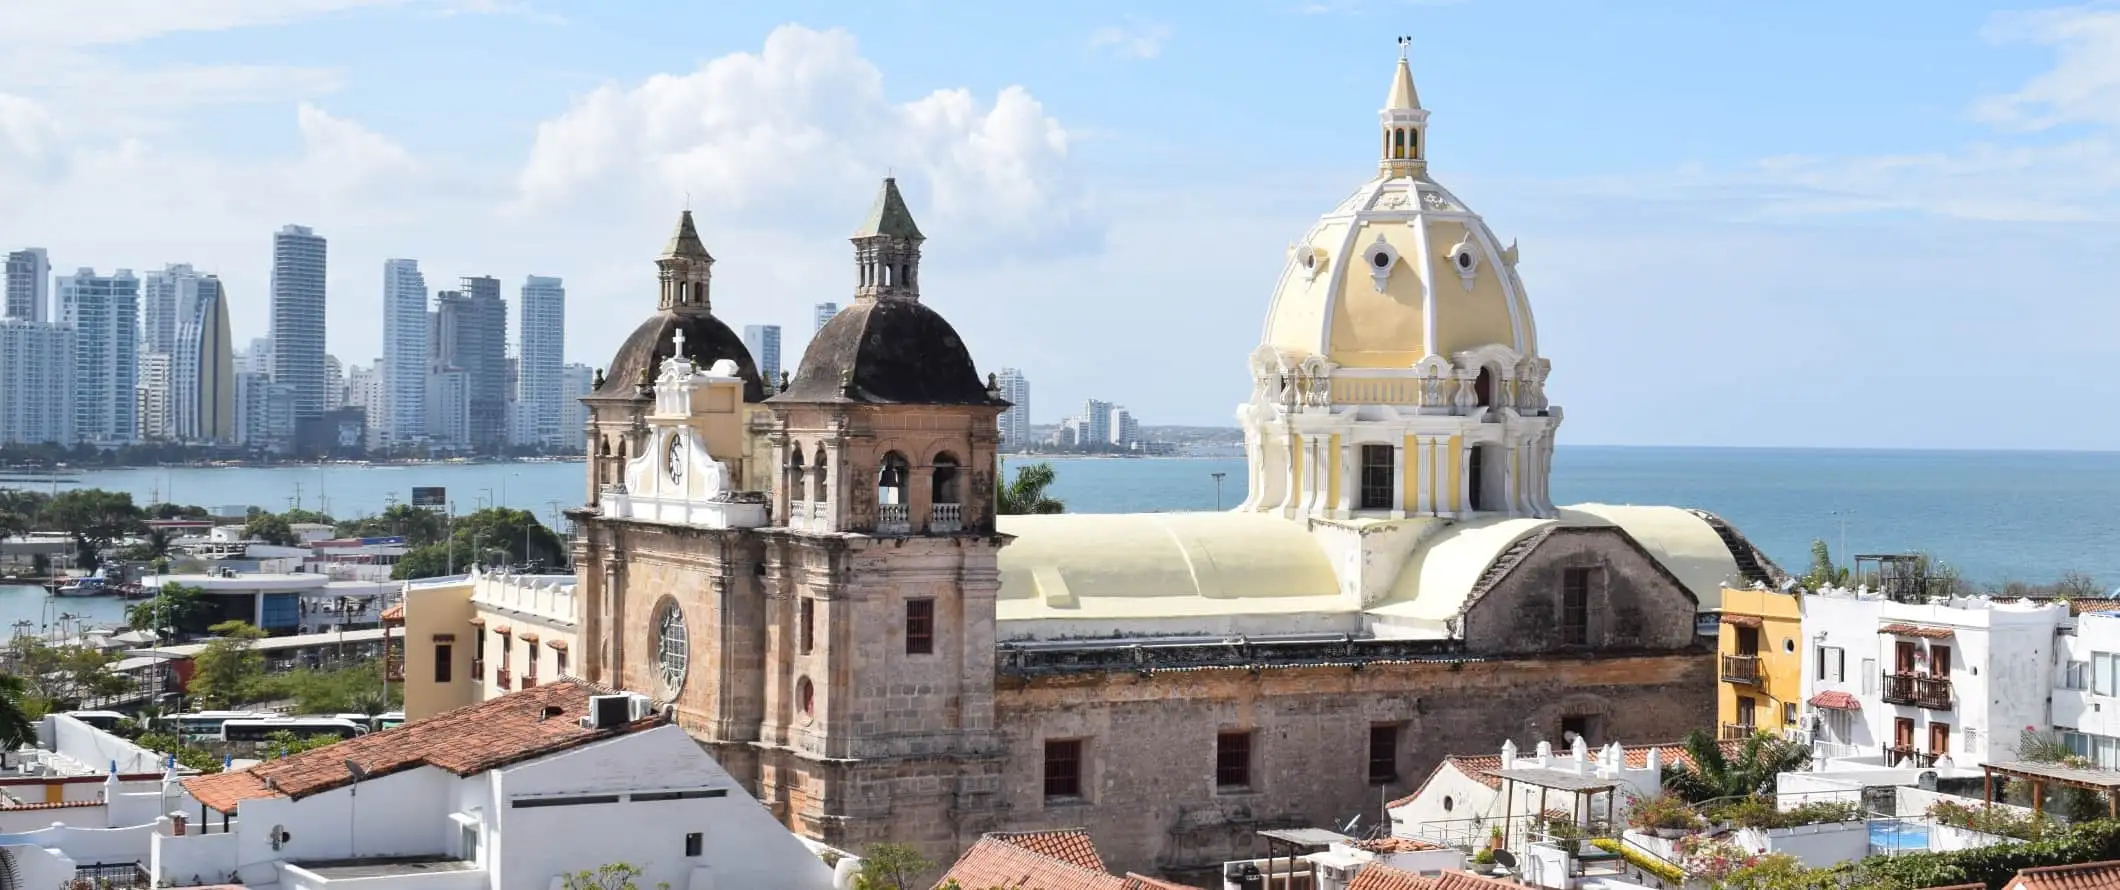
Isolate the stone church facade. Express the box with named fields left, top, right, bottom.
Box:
left=570, top=56, right=1783, bottom=879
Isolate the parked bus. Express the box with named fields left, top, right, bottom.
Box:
left=220, top=717, right=366, bottom=744
left=171, top=711, right=273, bottom=740
left=61, top=710, right=125, bottom=731
left=373, top=711, right=405, bottom=732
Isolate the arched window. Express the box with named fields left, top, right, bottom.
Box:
left=1393, top=129, right=1405, bottom=159
left=654, top=598, right=688, bottom=695
left=1474, top=367, right=1495, bottom=408
left=789, top=448, right=807, bottom=502
left=813, top=445, right=830, bottom=501
left=931, top=453, right=961, bottom=505
left=1408, top=130, right=1419, bottom=158
left=878, top=452, right=909, bottom=505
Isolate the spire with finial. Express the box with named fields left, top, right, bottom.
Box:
left=852, top=177, right=925, bottom=304
left=1379, top=38, right=1430, bottom=176
left=657, top=209, right=715, bottom=314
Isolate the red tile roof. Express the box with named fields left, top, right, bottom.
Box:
left=379, top=603, right=404, bottom=622
left=183, top=678, right=658, bottom=813
left=2007, top=859, right=2120, bottom=889
left=1428, top=873, right=1524, bottom=890
left=1879, top=623, right=1954, bottom=639
left=1391, top=739, right=1742, bottom=808
left=1350, top=837, right=1446, bottom=854
left=1347, top=863, right=1436, bottom=890
left=1809, top=690, right=1861, bottom=710
left=0, top=800, right=105, bottom=811
left=933, top=832, right=1205, bottom=890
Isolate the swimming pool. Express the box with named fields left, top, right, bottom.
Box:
left=1869, top=819, right=1930, bottom=853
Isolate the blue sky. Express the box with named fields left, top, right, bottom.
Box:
left=3, top=1, right=2118, bottom=448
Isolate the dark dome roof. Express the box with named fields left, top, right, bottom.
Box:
left=772, top=299, right=1004, bottom=406
left=597, top=310, right=766, bottom=402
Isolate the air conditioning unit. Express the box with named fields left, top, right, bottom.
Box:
left=585, top=695, right=633, bottom=730
left=626, top=694, right=655, bottom=722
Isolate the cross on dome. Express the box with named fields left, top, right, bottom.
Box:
left=672, top=328, right=688, bottom=360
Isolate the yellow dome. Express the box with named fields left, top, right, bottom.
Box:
left=1260, top=60, right=1537, bottom=370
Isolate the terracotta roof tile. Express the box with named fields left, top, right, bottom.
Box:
left=1810, top=690, right=1860, bottom=710
left=1879, top=623, right=1954, bottom=639
left=183, top=678, right=654, bottom=813
left=1351, top=837, right=1445, bottom=853
left=1347, top=863, right=1437, bottom=890
left=992, top=829, right=1106, bottom=871
left=1430, top=873, right=1524, bottom=890
left=1391, top=739, right=1743, bottom=808
left=379, top=603, right=404, bottom=622
left=2008, top=859, right=2120, bottom=889
left=1921, top=884, right=1985, bottom=890
left=1122, top=875, right=1200, bottom=890
left=0, top=800, right=105, bottom=811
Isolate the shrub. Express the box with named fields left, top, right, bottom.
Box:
left=1709, top=796, right=1863, bottom=830
left=1927, top=798, right=2056, bottom=841
left=1626, top=792, right=1704, bottom=832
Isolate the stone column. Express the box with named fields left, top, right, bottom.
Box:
left=1458, top=438, right=1475, bottom=515
left=1391, top=440, right=1408, bottom=518
left=1333, top=436, right=1355, bottom=519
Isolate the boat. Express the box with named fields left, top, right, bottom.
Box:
left=54, top=571, right=112, bottom=597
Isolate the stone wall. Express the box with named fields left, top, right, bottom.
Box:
left=989, top=651, right=1714, bottom=876
left=1461, top=526, right=1701, bottom=656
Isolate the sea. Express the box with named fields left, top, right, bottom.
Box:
left=3, top=446, right=2116, bottom=635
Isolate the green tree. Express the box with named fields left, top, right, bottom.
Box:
left=392, top=543, right=457, bottom=581
left=134, top=731, right=223, bottom=774
left=561, top=862, right=671, bottom=890
left=258, top=730, right=342, bottom=760
left=996, top=463, right=1064, bottom=515
left=188, top=620, right=268, bottom=707
left=250, top=661, right=402, bottom=713
left=1800, top=540, right=1847, bottom=589
left=3, top=638, right=131, bottom=708
left=40, top=488, right=144, bottom=570
left=852, top=843, right=935, bottom=890
left=281, top=508, right=336, bottom=526
left=0, top=674, right=35, bottom=749
left=127, top=583, right=213, bottom=640
left=450, top=507, right=566, bottom=570
left=1664, top=729, right=1810, bottom=804
left=338, top=504, right=449, bottom=546
left=144, top=502, right=209, bottom=520
left=243, top=513, right=298, bottom=546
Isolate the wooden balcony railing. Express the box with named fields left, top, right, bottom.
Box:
left=1884, top=745, right=1939, bottom=768
left=496, top=667, right=513, bottom=690
left=1880, top=672, right=1953, bottom=709
left=1720, top=654, right=1762, bottom=685
left=472, top=659, right=485, bottom=681
left=1720, top=722, right=1758, bottom=741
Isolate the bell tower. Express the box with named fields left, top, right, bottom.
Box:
left=659, top=209, right=715, bottom=313
left=1380, top=36, right=1429, bottom=178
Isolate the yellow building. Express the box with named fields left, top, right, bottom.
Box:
left=1717, top=587, right=1806, bottom=739
left=396, top=568, right=582, bottom=721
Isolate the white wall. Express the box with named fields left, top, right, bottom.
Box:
left=0, top=820, right=154, bottom=864
left=153, top=824, right=241, bottom=886
left=0, top=805, right=103, bottom=832
left=42, top=714, right=172, bottom=773
left=7, top=844, right=77, bottom=890
left=1388, top=764, right=1500, bottom=838
left=1734, top=822, right=1867, bottom=869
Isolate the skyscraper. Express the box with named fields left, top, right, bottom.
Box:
left=269, top=224, right=328, bottom=419
left=518, top=275, right=566, bottom=449
left=380, top=259, right=428, bottom=447
left=141, top=263, right=206, bottom=356
left=743, top=324, right=781, bottom=386
left=324, top=355, right=345, bottom=410
left=813, top=302, right=839, bottom=333
left=137, top=353, right=173, bottom=441
left=242, top=337, right=273, bottom=375
left=454, top=276, right=509, bottom=452
left=0, top=320, right=73, bottom=444
left=559, top=362, right=592, bottom=453
left=58, top=268, right=141, bottom=444
left=172, top=275, right=235, bottom=442
left=996, top=367, right=1030, bottom=447
left=5, top=248, right=50, bottom=322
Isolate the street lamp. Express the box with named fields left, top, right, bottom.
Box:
left=1210, top=472, right=1227, bottom=511
left=1829, top=510, right=1855, bottom=564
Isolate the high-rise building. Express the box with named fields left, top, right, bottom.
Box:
left=381, top=259, right=429, bottom=447
left=141, top=263, right=207, bottom=356
left=269, top=224, right=328, bottom=419
left=742, top=324, right=781, bottom=386
left=235, top=370, right=296, bottom=451
left=58, top=268, right=141, bottom=445
left=518, top=275, right=565, bottom=449
left=446, top=276, right=509, bottom=452
left=324, top=355, right=345, bottom=411
left=0, top=320, right=73, bottom=444
left=995, top=368, right=1030, bottom=448
left=5, top=248, right=50, bottom=322
left=1075, top=398, right=1114, bottom=447
left=813, top=302, right=839, bottom=333
left=137, top=353, right=173, bottom=441
left=172, top=275, right=235, bottom=443
left=1108, top=405, right=1139, bottom=449
left=559, top=362, right=592, bottom=453
left=242, top=337, right=273, bottom=375
left=343, top=361, right=384, bottom=450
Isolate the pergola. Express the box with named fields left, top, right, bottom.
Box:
left=1981, top=760, right=2120, bottom=819
left=1494, top=766, right=1621, bottom=848
left=1255, top=827, right=1351, bottom=890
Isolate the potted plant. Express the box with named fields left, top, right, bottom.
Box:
left=1487, top=825, right=1505, bottom=851
left=1544, top=818, right=1583, bottom=857
left=1627, top=792, right=1703, bottom=838
left=1470, top=847, right=1496, bottom=875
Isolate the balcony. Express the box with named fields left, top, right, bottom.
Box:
left=471, top=659, right=485, bottom=681
left=496, top=667, right=512, bottom=690
left=1881, top=672, right=1953, bottom=709
left=930, top=502, right=963, bottom=533
left=877, top=503, right=911, bottom=535
left=521, top=674, right=538, bottom=689
left=384, top=661, right=404, bottom=683
left=1720, top=653, right=1761, bottom=685
left=1720, top=723, right=1758, bottom=741
left=1884, top=745, right=1939, bottom=768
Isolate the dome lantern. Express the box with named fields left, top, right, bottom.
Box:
left=1379, top=37, right=1430, bottom=177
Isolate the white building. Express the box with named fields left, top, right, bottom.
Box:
left=995, top=367, right=1029, bottom=448
left=236, top=371, right=297, bottom=451
left=519, top=275, right=566, bottom=449
left=426, top=365, right=472, bottom=452
left=1801, top=587, right=2068, bottom=769
left=4, top=247, right=50, bottom=321
left=141, top=263, right=209, bottom=357
left=559, top=363, right=592, bottom=453
left=1109, top=405, right=1138, bottom=448
left=2053, top=610, right=2120, bottom=766
left=0, top=319, right=73, bottom=444
left=137, top=352, right=174, bottom=441
left=381, top=258, right=429, bottom=447
left=1388, top=738, right=1678, bottom=847
left=58, top=267, right=141, bottom=445
left=243, top=336, right=274, bottom=375
left=172, top=273, right=235, bottom=443
left=812, top=301, right=838, bottom=333
left=168, top=681, right=842, bottom=890
left=743, top=323, right=782, bottom=386
left=343, top=361, right=384, bottom=450
left=271, top=224, right=329, bottom=420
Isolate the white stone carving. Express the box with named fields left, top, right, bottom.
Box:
left=1444, top=238, right=1479, bottom=291
left=1364, top=234, right=1399, bottom=293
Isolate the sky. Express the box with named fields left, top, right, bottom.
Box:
left=3, top=1, right=2119, bottom=449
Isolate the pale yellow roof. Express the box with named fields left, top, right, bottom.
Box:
left=994, top=513, right=1343, bottom=623
left=1386, top=56, right=1420, bottom=110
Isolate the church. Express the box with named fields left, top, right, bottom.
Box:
left=566, top=51, right=1785, bottom=877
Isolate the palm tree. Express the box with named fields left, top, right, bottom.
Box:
left=996, top=463, right=1065, bottom=515
left=1664, top=728, right=1810, bottom=804
left=0, top=674, right=35, bottom=750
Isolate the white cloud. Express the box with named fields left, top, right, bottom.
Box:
left=515, top=25, right=1092, bottom=250
left=1975, top=5, right=2120, bottom=130
left=1088, top=18, right=1173, bottom=59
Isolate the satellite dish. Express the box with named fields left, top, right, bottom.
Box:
left=1493, top=850, right=1518, bottom=870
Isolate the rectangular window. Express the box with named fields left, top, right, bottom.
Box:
left=1930, top=722, right=1950, bottom=756
left=1929, top=644, right=1952, bottom=678
left=1216, top=731, right=1252, bottom=790
left=1735, top=626, right=1760, bottom=655
left=2096, top=653, right=2116, bottom=696
left=1044, top=739, right=1083, bottom=799
left=904, top=599, right=935, bottom=655
left=556, top=649, right=568, bottom=677
left=685, top=832, right=703, bottom=857
left=433, top=643, right=452, bottom=683
left=1560, top=568, right=1593, bottom=645
left=2068, top=660, right=2089, bottom=690
left=1561, top=715, right=1593, bottom=746
left=1782, top=702, right=1798, bottom=726
left=1817, top=646, right=1845, bottom=682
left=1359, top=444, right=1394, bottom=511
left=1368, top=724, right=1399, bottom=784
left=800, top=598, right=815, bottom=655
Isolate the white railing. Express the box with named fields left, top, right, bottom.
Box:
left=810, top=501, right=827, bottom=519
left=930, top=502, right=963, bottom=533
left=877, top=503, right=911, bottom=534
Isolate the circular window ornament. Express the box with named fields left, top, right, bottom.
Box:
left=1445, top=239, right=1481, bottom=291
left=654, top=598, right=689, bottom=695
left=1371, top=251, right=1391, bottom=269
